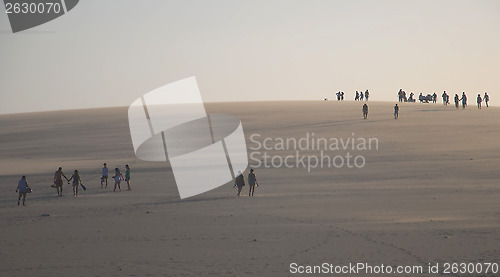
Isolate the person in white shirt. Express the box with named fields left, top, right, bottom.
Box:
left=16, top=176, right=30, bottom=206
left=101, top=163, right=108, bottom=189
left=112, top=168, right=124, bottom=192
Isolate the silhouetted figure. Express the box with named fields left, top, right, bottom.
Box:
left=454, top=94, right=459, bottom=108
left=360, top=91, right=364, bottom=101
left=403, top=91, right=408, bottom=102
left=398, top=89, right=403, bottom=102
left=408, top=92, right=414, bottom=102
left=112, top=168, right=124, bottom=192
left=248, top=169, right=258, bottom=196
left=484, top=92, right=489, bottom=107
left=54, top=167, right=68, bottom=196
left=394, top=104, right=399, bottom=119
left=442, top=91, right=449, bottom=105
left=432, top=93, right=437, bottom=103
left=355, top=91, right=359, bottom=101
left=336, top=91, right=341, bottom=101
left=341, top=91, right=344, bottom=100
left=101, top=163, right=108, bottom=189
left=362, top=104, right=368, bottom=119
left=16, top=176, right=30, bottom=206
left=365, top=90, right=369, bottom=101
left=68, top=170, right=82, bottom=197
left=460, top=92, right=467, bottom=109
left=234, top=171, right=245, bottom=196
left=419, top=93, right=425, bottom=103
left=477, top=94, right=482, bottom=109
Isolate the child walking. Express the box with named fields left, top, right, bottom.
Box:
left=112, top=168, right=124, bottom=192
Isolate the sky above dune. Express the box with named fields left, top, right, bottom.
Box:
left=0, top=0, right=499, bottom=114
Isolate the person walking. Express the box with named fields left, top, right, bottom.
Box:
left=54, top=167, right=68, bottom=197
left=362, top=104, right=368, bottom=120
left=365, top=90, right=369, bottom=101
left=125, top=164, right=131, bottom=191
left=16, top=176, right=30, bottom=206
left=112, top=168, right=124, bottom=192
left=454, top=94, right=460, bottom=108
left=248, top=169, right=258, bottom=196
left=355, top=91, right=359, bottom=101
left=442, top=91, right=449, bottom=105
left=477, top=94, right=482, bottom=109
left=484, top=92, right=489, bottom=107
left=394, top=104, right=399, bottom=119
left=101, top=163, right=108, bottom=189
left=460, top=92, right=467, bottom=109
left=68, top=170, right=83, bottom=196
left=233, top=171, right=245, bottom=196
left=68, top=170, right=83, bottom=197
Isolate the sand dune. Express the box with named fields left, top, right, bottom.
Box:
left=0, top=101, right=499, bottom=276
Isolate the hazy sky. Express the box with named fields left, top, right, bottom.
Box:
left=1, top=0, right=499, bottom=114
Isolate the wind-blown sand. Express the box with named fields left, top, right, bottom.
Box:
left=0, top=101, right=499, bottom=276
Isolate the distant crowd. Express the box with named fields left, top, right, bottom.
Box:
left=326, top=89, right=491, bottom=120
left=398, top=89, right=490, bottom=109
left=334, top=89, right=370, bottom=101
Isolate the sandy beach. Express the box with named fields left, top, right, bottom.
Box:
left=1, top=100, right=499, bottom=276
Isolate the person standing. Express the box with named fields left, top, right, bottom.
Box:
left=484, top=92, right=489, bottom=107
left=360, top=91, right=364, bottom=101
left=341, top=91, right=344, bottom=101
left=460, top=92, right=467, bottom=109
left=233, top=171, right=245, bottom=197
left=355, top=91, right=359, bottom=101
left=101, top=163, right=108, bottom=189
left=394, top=104, right=399, bottom=119
left=477, top=94, right=482, bottom=109
left=54, top=167, right=68, bottom=196
left=365, top=90, right=369, bottom=101
left=362, top=104, right=368, bottom=120
left=125, top=164, right=131, bottom=191
left=112, top=168, right=124, bottom=192
left=248, top=169, right=258, bottom=196
left=16, top=176, right=30, bottom=206
left=432, top=92, right=437, bottom=103
left=442, top=91, right=449, bottom=105
left=68, top=170, right=83, bottom=197
left=454, top=94, right=460, bottom=108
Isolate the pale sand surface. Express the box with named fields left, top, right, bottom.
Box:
left=0, top=101, right=499, bottom=276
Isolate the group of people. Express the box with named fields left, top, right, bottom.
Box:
left=335, top=91, right=345, bottom=101
left=440, top=91, right=489, bottom=109
left=100, top=163, right=131, bottom=192
left=398, top=89, right=415, bottom=102
left=53, top=167, right=84, bottom=197
left=361, top=90, right=492, bottom=121
left=15, top=163, right=132, bottom=206
left=398, top=89, right=490, bottom=110
left=233, top=169, right=259, bottom=197
left=355, top=90, right=370, bottom=101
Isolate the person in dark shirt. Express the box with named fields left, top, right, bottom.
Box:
left=233, top=171, right=245, bottom=197
left=16, top=176, right=30, bottom=206
left=362, top=104, right=368, bottom=119
left=248, top=169, right=258, bottom=196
